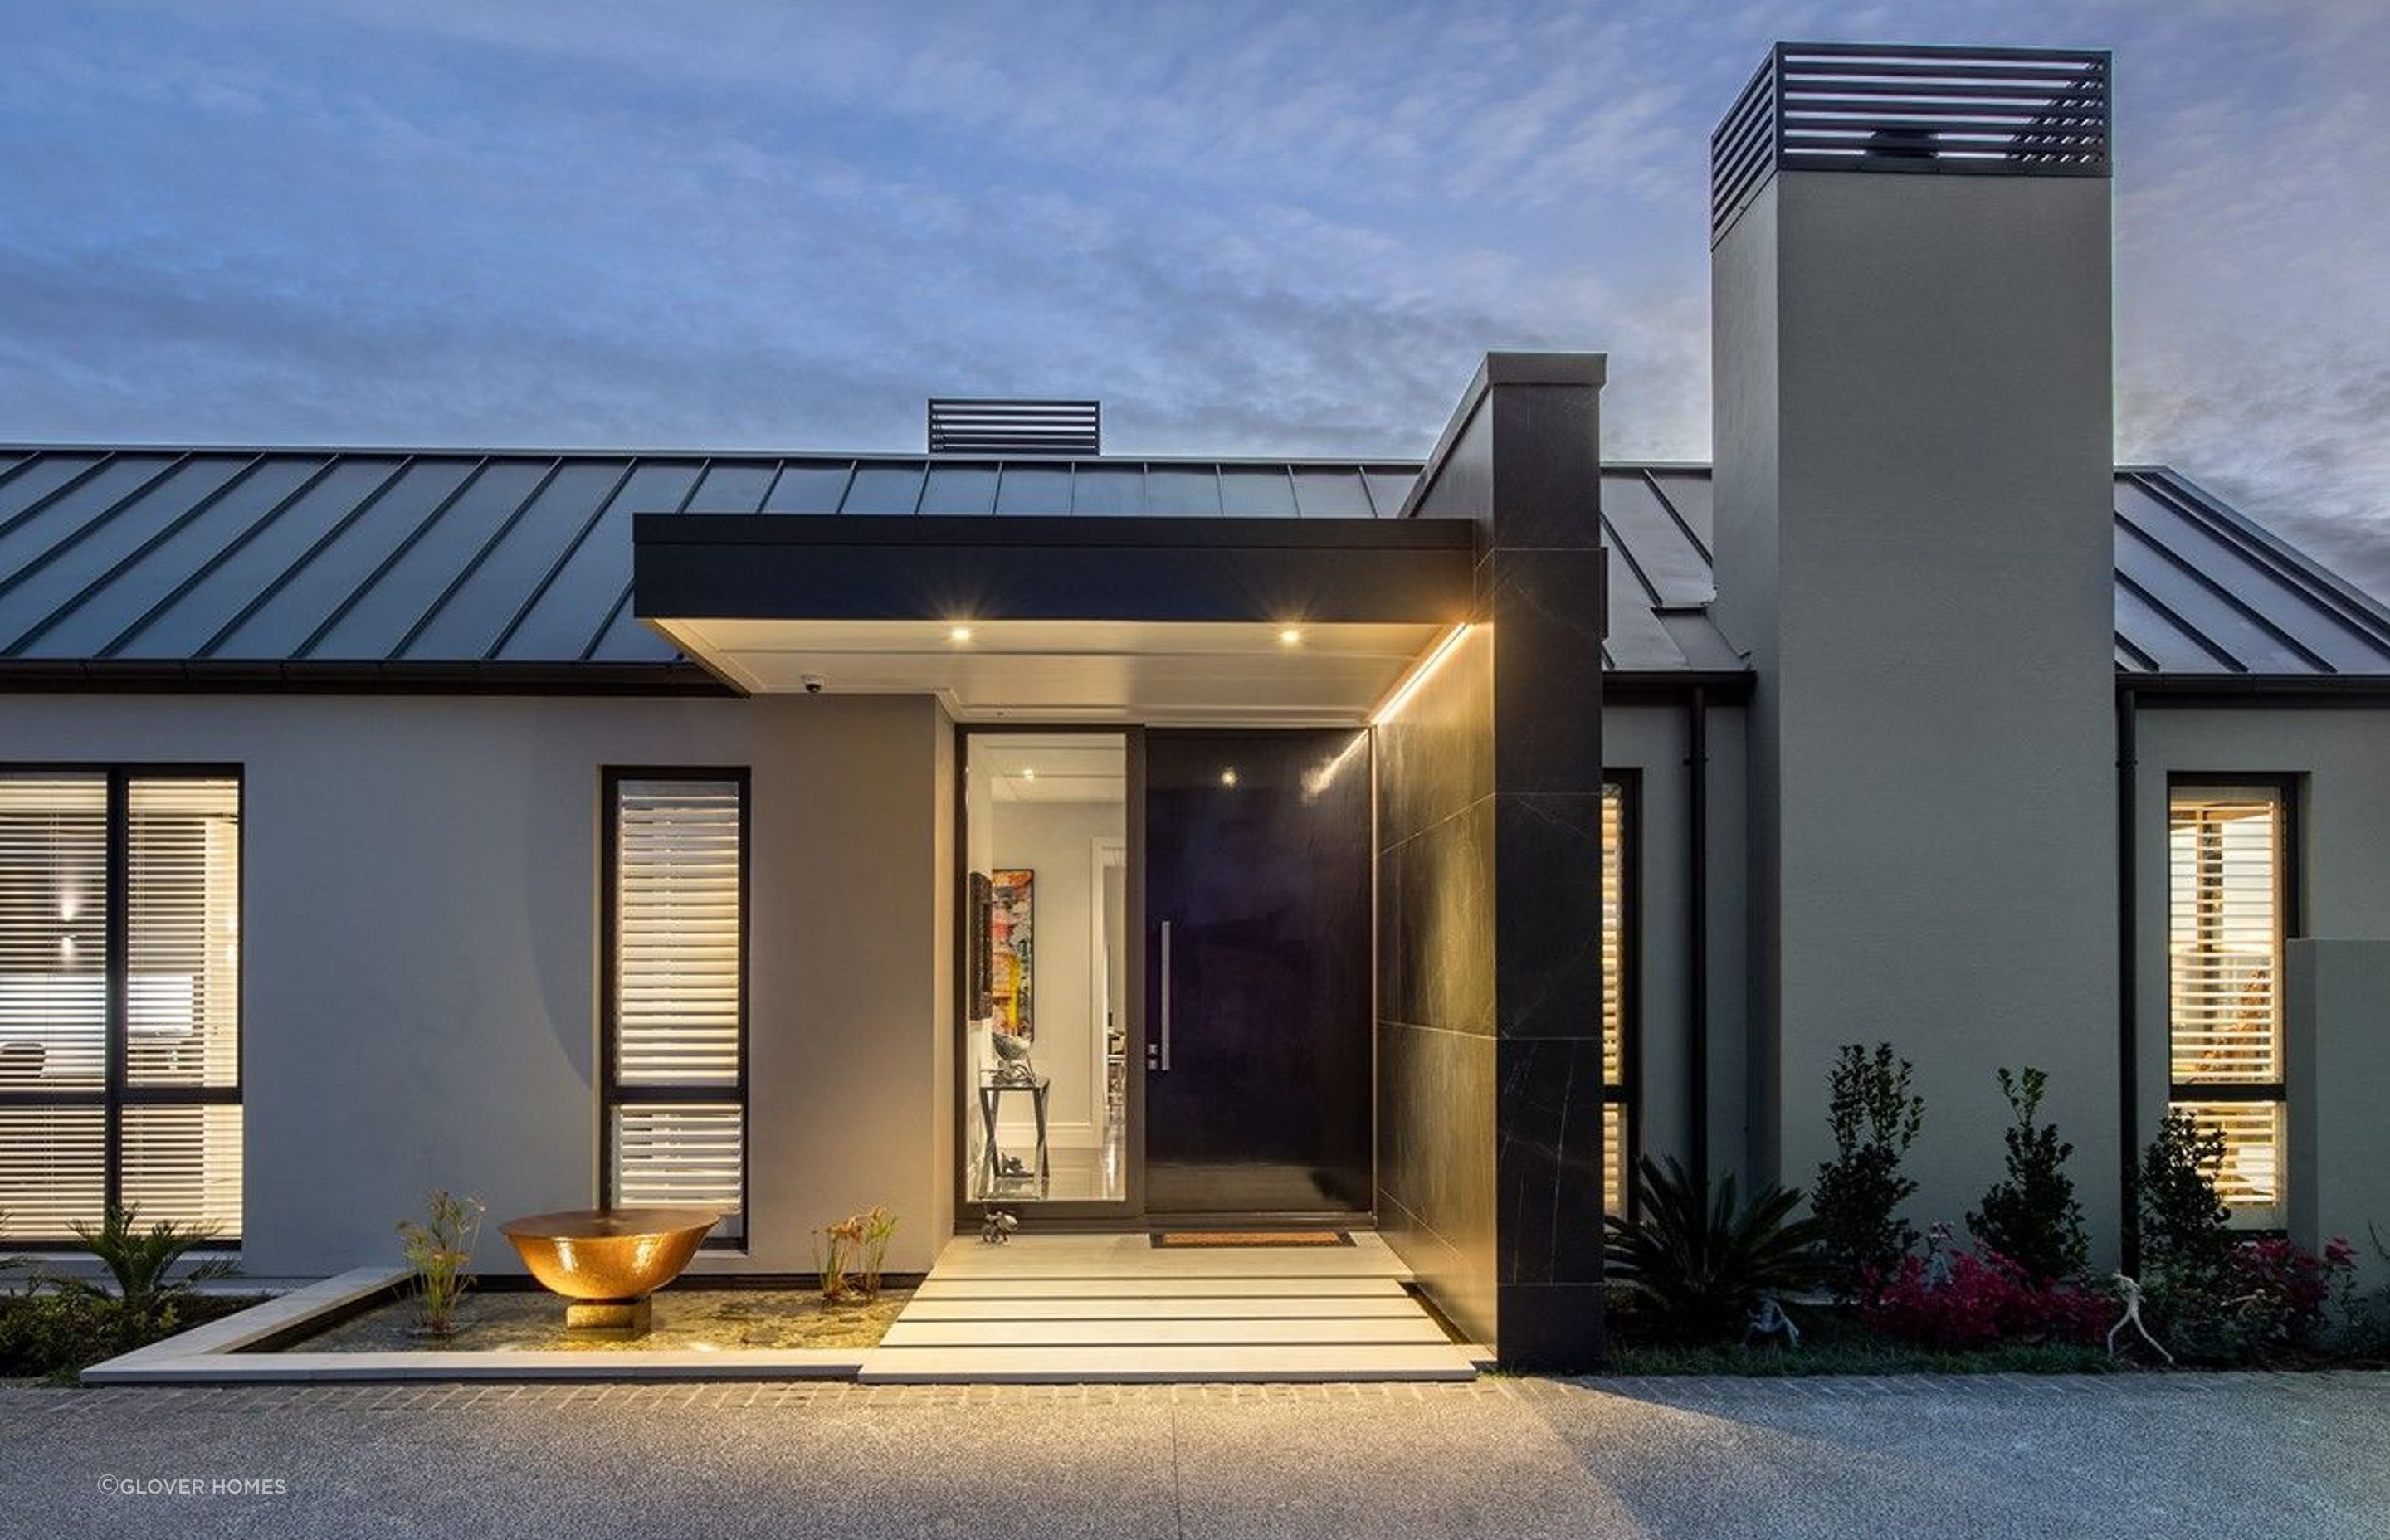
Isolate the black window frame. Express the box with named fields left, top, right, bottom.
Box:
left=0, top=762, right=244, bottom=1247
left=2163, top=772, right=2300, bottom=1232
left=598, top=765, right=750, bottom=1249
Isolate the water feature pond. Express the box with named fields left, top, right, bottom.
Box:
left=277, top=1286, right=913, bottom=1353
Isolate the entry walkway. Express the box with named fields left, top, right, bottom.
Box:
left=858, top=1231, right=1480, bottom=1382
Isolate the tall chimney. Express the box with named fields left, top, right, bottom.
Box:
left=1708, top=44, right=2121, bottom=1250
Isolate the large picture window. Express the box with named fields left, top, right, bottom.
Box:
left=2168, top=782, right=2293, bottom=1230
left=1601, top=776, right=1636, bottom=1217
left=602, top=771, right=747, bottom=1244
left=0, top=769, right=241, bottom=1244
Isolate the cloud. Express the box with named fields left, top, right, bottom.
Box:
left=0, top=0, right=2384, bottom=601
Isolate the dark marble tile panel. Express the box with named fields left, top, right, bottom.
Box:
left=1493, top=792, right=1605, bottom=1040
left=1495, top=1280, right=1606, bottom=1370
left=1495, top=1035, right=1606, bottom=1288
left=1486, top=385, right=1606, bottom=551
left=1486, top=546, right=1607, bottom=795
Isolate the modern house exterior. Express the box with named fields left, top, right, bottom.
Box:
left=2, top=43, right=2387, bottom=1370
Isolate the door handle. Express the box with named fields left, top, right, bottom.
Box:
left=1154, top=919, right=1173, bottom=1072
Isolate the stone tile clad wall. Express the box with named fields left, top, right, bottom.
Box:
left=1378, top=353, right=1610, bottom=1367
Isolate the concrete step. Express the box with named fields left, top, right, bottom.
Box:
left=856, top=1343, right=1478, bottom=1384
left=896, top=1294, right=1427, bottom=1321
left=910, top=1275, right=1407, bottom=1299
left=880, top=1316, right=1451, bottom=1348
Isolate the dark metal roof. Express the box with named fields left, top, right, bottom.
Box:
left=0, top=446, right=2383, bottom=685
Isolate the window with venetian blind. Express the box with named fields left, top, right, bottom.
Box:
left=1601, top=777, right=1636, bottom=1218
left=602, top=772, right=747, bottom=1243
left=2168, top=782, right=2292, bottom=1230
left=0, top=770, right=241, bottom=1244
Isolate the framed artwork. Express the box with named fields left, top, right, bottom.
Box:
left=989, top=867, right=1035, bottom=1039
left=967, top=870, right=993, bottom=1022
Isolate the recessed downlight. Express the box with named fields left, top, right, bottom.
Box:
left=948, top=626, right=975, bottom=643
left=1219, top=768, right=1239, bottom=787
left=1277, top=626, right=1304, bottom=646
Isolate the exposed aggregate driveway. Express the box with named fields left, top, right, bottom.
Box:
left=4, top=1371, right=2386, bottom=1539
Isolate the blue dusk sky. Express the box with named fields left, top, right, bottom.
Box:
left=2, top=2, right=2386, bottom=598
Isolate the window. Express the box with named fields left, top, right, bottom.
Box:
left=1601, top=777, right=1636, bottom=1216
left=2168, top=782, right=2293, bottom=1230
left=602, top=772, right=746, bottom=1243
left=0, top=770, right=241, bottom=1244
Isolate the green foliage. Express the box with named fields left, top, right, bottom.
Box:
left=395, top=1190, right=484, bottom=1336
left=1811, top=1043, right=1924, bottom=1300
left=815, top=1206, right=900, bottom=1304
left=1602, top=1155, right=1827, bottom=1344
left=61, top=1202, right=239, bottom=1325
left=0, top=1289, right=266, bottom=1385
left=2134, top=1110, right=2234, bottom=1280
left=1966, top=1066, right=2089, bottom=1284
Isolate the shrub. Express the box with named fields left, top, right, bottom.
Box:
left=1966, top=1067, right=2088, bottom=1284
left=61, top=1202, right=239, bottom=1328
left=1862, top=1228, right=2111, bottom=1351
left=2146, top=1235, right=2358, bottom=1365
left=1602, top=1155, right=1827, bottom=1344
left=1812, top=1043, right=1924, bottom=1300
left=395, top=1190, right=484, bottom=1337
left=2134, top=1110, right=2233, bottom=1280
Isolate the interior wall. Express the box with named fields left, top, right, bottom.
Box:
left=988, top=799, right=1117, bottom=1143
left=0, top=690, right=952, bottom=1279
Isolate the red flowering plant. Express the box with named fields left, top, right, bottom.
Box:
left=1861, top=1225, right=2112, bottom=1351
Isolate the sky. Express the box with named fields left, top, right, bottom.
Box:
left=2, top=1, right=2386, bottom=599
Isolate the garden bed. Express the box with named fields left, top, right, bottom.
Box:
left=285, top=1284, right=911, bottom=1354
left=1602, top=1305, right=2114, bottom=1377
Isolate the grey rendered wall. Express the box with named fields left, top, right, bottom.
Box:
left=1602, top=704, right=1749, bottom=1191
left=2133, top=706, right=2390, bottom=1267
left=2287, top=940, right=2390, bottom=1285
left=1713, top=170, right=2122, bottom=1254
left=0, top=691, right=953, bottom=1279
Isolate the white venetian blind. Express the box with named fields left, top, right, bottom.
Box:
left=614, top=780, right=743, bottom=1086
left=2168, top=791, right=2284, bottom=1083
left=0, top=1106, right=104, bottom=1240
left=126, top=778, right=241, bottom=1088
left=2168, top=784, right=2289, bottom=1231
left=612, top=1104, right=744, bottom=1211
left=1601, top=782, right=1627, bottom=1088
left=121, top=1104, right=244, bottom=1232
left=0, top=774, right=108, bottom=1093
left=1600, top=781, right=1630, bottom=1217
left=609, top=777, right=744, bottom=1234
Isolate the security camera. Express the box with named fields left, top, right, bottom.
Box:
left=801, top=674, right=827, bottom=695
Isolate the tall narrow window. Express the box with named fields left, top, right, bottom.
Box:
left=603, top=772, right=746, bottom=1243
left=0, top=770, right=241, bottom=1243
left=1601, top=777, right=1636, bottom=1216
left=2168, top=782, right=2291, bottom=1230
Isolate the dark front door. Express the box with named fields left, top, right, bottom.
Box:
left=1143, top=729, right=1373, bottom=1216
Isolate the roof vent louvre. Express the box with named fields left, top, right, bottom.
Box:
left=928, top=399, right=1100, bottom=456
left=1711, top=42, right=2111, bottom=243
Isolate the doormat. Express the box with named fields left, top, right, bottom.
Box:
left=1150, top=1231, right=1354, bottom=1249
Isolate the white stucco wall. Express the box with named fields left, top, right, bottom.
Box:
left=1, top=690, right=954, bottom=1279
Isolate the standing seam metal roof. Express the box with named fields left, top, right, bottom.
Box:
left=0, top=447, right=2383, bottom=680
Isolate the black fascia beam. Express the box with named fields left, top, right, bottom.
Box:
left=632, top=514, right=1479, bottom=626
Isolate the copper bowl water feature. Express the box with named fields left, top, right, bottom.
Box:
left=499, top=1206, right=719, bottom=1333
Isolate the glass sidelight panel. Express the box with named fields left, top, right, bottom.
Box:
left=963, top=733, right=1129, bottom=1205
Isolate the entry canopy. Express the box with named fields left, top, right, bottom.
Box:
left=633, top=513, right=1478, bottom=722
